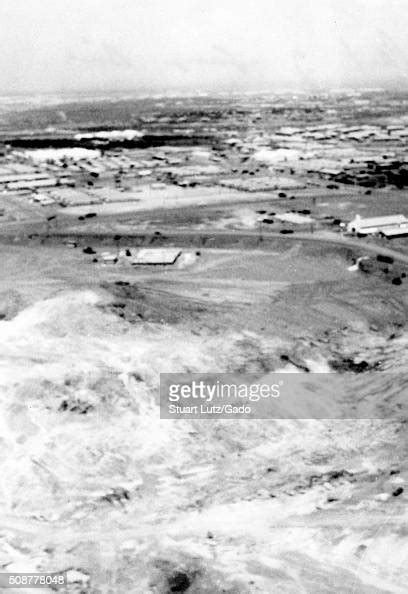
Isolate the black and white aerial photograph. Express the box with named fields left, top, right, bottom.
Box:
left=0, top=0, right=407, bottom=592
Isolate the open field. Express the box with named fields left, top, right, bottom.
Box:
left=2, top=234, right=408, bottom=339
left=62, top=186, right=277, bottom=216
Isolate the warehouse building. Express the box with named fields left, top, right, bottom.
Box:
left=5, top=177, right=75, bottom=191
left=379, top=226, right=408, bottom=239
left=0, top=172, right=50, bottom=185
left=132, top=248, right=182, bottom=265
left=347, top=214, right=408, bottom=235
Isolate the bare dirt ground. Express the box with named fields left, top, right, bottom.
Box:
left=62, top=186, right=272, bottom=217
left=0, top=240, right=407, bottom=593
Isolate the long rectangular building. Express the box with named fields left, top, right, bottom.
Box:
left=0, top=172, right=50, bottom=184
left=347, top=214, right=408, bottom=235
left=132, top=248, right=182, bottom=265
left=6, top=177, right=75, bottom=191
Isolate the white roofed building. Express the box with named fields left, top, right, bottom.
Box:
left=23, top=148, right=101, bottom=163
left=132, top=248, right=182, bottom=265
left=347, top=214, right=408, bottom=235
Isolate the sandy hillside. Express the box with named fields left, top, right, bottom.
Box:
left=0, top=286, right=407, bottom=593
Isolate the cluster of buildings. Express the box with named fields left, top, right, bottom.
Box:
left=1, top=145, right=229, bottom=189
left=1, top=91, right=408, bottom=247
left=270, top=122, right=408, bottom=145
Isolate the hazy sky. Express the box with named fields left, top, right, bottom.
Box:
left=1, top=0, right=408, bottom=94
